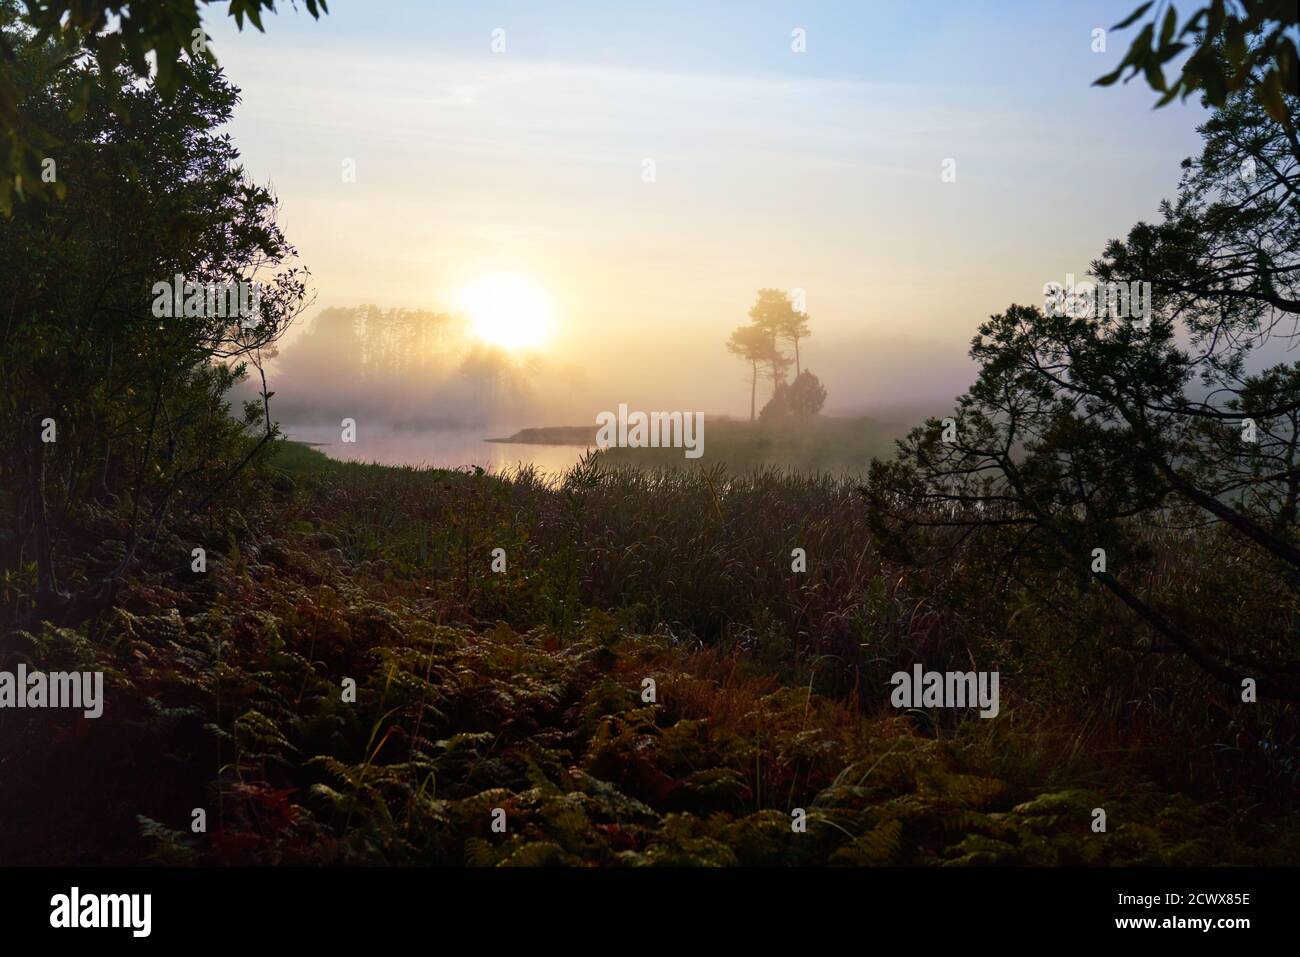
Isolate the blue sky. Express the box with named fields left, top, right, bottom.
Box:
left=206, top=1, right=1210, bottom=418
left=211, top=1, right=1165, bottom=85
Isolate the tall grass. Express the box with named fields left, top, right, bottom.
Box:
left=2, top=447, right=1295, bottom=864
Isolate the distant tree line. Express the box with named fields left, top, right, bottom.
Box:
left=265, top=305, right=543, bottom=428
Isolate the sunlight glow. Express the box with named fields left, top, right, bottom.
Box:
left=457, top=273, right=553, bottom=350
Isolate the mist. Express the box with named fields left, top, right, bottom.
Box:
left=247, top=305, right=565, bottom=429
left=245, top=300, right=978, bottom=441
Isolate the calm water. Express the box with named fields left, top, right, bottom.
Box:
left=282, top=424, right=593, bottom=476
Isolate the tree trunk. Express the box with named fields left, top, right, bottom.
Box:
left=750, top=360, right=757, bottom=421
left=1160, top=463, right=1300, bottom=569
left=794, top=337, right=801, bottom=377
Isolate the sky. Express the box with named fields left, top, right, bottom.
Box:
left=205, top=1, right=1209, bottom=422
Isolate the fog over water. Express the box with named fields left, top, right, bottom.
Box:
left=208, top=0, right=1210, bottom=463
left=282, top=422, right=593, bottom=474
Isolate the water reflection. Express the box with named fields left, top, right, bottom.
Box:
left=282, top=424, right=592, bottom=476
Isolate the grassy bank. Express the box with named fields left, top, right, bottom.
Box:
left=488, top=416, right=906, bottom=474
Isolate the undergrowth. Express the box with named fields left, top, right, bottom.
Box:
left=1, top=451, right=1297, bottom=865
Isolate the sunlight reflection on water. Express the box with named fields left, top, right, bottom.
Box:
left=282, top=424, right=592, bottom=477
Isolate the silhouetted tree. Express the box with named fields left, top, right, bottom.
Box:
left=758, top=370, right=828, bottom=422
left=1100, top=1, right=1297, bottom=126
left=781, top=308, right=812, bottom=376
left=867, top=80, right=1300, bottom=698
left=0, top=0, right=329, bottom=213
left=758, top=381, right=790, bottom=422
left=787, top=370, right=828, bottom=418
left=727, top=324, right=777, bottom=422
left=747, top=288, right=799, bottom=386
left=0, top=18, right=308, bottom=622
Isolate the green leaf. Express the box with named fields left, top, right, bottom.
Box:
left=1258, top=69, right=1289, bottom=125
left=1159, top=5, right=1178, bottom=47
left=1144, top=59, right=1168, bottom=92
left=1094, top=65, right=1125, bottom=87
left=1112, top=1, right=1155, bottom=31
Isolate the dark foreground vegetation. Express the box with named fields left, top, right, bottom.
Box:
left=2, top=445, right=1298, bottom=865
left=2, top=1, right=1299, bottom=866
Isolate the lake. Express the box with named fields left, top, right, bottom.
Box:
left=281, top=424, right=594, bottom=475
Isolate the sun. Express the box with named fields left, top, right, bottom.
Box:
left=457, top=273, right=552, bottom=350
